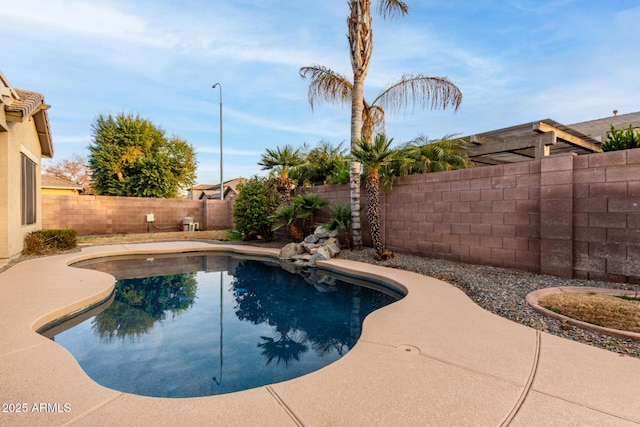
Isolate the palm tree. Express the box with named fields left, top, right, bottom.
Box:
left=293, top=193, right=329, bottom=236
left=346, top=0, right=408, bottom=249
left=300, top=65, right=463, bottom=144
left=326, top=204, right=353, bottom=249
left=403, top=134, right=470, bottom=174
left=351, top=134, right=398, bottom=260
left=291, top=140, right=349, bottom=186
left=269, top=205, right=305, bottom=242
left=258, top=145, right=305, bottom=205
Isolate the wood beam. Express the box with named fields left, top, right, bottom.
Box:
left=469, top=134, right=503, bottom=145
left=467, top=135, right=538, bottom=156
left=533, top=122, right=602, bottom=153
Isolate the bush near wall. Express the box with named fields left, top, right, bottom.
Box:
left=23, top=229, right=78, bottom=255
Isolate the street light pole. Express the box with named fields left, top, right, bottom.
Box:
left=212, top=83, right=223, bottom=200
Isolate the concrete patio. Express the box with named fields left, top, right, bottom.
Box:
left=0, top=241, right=639, bottom=426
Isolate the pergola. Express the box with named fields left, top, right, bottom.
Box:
left=463, top=119, right=602, bottom=166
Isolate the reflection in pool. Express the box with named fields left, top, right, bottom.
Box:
left=49, top=254, right=401, bottom=398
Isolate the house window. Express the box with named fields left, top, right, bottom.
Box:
left=21, top=154, right=36, bottom=225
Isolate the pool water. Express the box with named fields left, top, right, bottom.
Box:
left=51, top=254, right=400, bottom=398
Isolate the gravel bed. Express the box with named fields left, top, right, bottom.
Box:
left=336, top=248, right=640, bottom=359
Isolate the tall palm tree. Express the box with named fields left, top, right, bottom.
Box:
left=258, top=145, right=305, bottom=206
left=351, top=134, right=398, bottom=260
left=346, top=0, right=408, bottom=249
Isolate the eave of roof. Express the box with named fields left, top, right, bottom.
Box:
left=4, top=88, right=54, bottom=158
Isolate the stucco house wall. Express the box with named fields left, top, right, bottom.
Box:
left=0, top=72, right=53, bottom=262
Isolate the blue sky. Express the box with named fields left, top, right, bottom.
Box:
left=2, top=1, right=639, bottom=184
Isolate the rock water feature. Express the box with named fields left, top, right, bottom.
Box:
left=278, top=226, right=341, bottom=267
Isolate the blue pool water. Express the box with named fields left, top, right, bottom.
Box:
left=50, top=253, right=400, bottom=398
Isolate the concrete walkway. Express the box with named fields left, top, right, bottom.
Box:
left=0, top=242, right=639, bottom=426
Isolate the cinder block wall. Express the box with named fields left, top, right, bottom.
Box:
left=384, top=161, right=543, bottom=273
left=41, top=148, right=640, bottom=283
left=572, top=149, right=640, bottom=283
left=300, top=149, right=640, bottom=283
left=42, top=195, right=234, bottom=235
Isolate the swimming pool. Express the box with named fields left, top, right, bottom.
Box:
left=46, top=253, right=401, bottom=398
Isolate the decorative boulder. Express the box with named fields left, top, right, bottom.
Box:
left=278, top=225, right=342, bottom=267
left=279, top=242, right=299, bottom=260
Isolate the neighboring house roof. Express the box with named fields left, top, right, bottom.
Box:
left=568, top=111, right=640, bottom=143
left=189, top=177, right=248, bottom=199
left=41, top=175, right=84, bottom=191
left=0, top=71, right=53, bottom=158
left=463, top=118, right=603, bottom=166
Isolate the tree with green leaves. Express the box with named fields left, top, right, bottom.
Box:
left=352, top=134, right=398, bottom=260
left=601, top=124, right=640, bottom=151
left=258, top=145, right=305, bottom=205
left=233, top=176, right=280, bottom=241
left=87, top=113, right=197, bottom=198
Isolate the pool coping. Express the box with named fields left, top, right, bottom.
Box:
left=1, top=241, right=639, bottom=426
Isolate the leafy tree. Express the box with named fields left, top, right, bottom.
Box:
left=258, top=145, right=305, bottom=205
left=87, top=113, right=197, bottom=198
left=233, top=176, right=280, bottom=241
left=352, top=134, right=398, bottom=260
left=601, top=124, right=640, bottom=151
left=42, top=154, right=92, bottom=190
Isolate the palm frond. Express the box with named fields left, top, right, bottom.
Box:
left=299, top=65, right=353, bottom=111
left=376, top=0, right=409, bottom=18
left=372, top=74, right=462, bottom=114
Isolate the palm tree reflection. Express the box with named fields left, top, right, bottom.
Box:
left=258, top=330, right=308, bottom=367
left=231, top=260, right=396, bottom=368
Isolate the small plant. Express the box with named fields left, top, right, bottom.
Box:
left=292, top=193, right=329, bottom=236
left=269, top=205, right=305, bottom=242
left=617, top=295, right=640, bottom=302
left=601, top=124, right=640, bottom=151
left=326, top=204, right=352, bottom=249
left=543, top=304, right=561, bottom=314
left=23, top=229, right=77, bottom=255
left=222, top=230, right=243, bottom=241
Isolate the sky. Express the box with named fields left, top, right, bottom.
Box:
left=2, top=0, right=639, bottom=184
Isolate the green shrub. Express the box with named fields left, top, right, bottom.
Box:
left=233, top=176, right=280, bottom=241
left=601, top=124, right=640, bottom=151
left=23, top=229, right=77, bottom=255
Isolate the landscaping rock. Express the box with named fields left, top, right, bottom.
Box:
left=278, top=226, right=342, bottom=267
left=304, top=234, right=320, bottom=244
left=279, top=242, right=299, bottom=260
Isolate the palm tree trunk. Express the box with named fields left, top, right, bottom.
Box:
left=348, top=0, right=372, bottom=248
left=365, top=170, right=384, bottom=255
